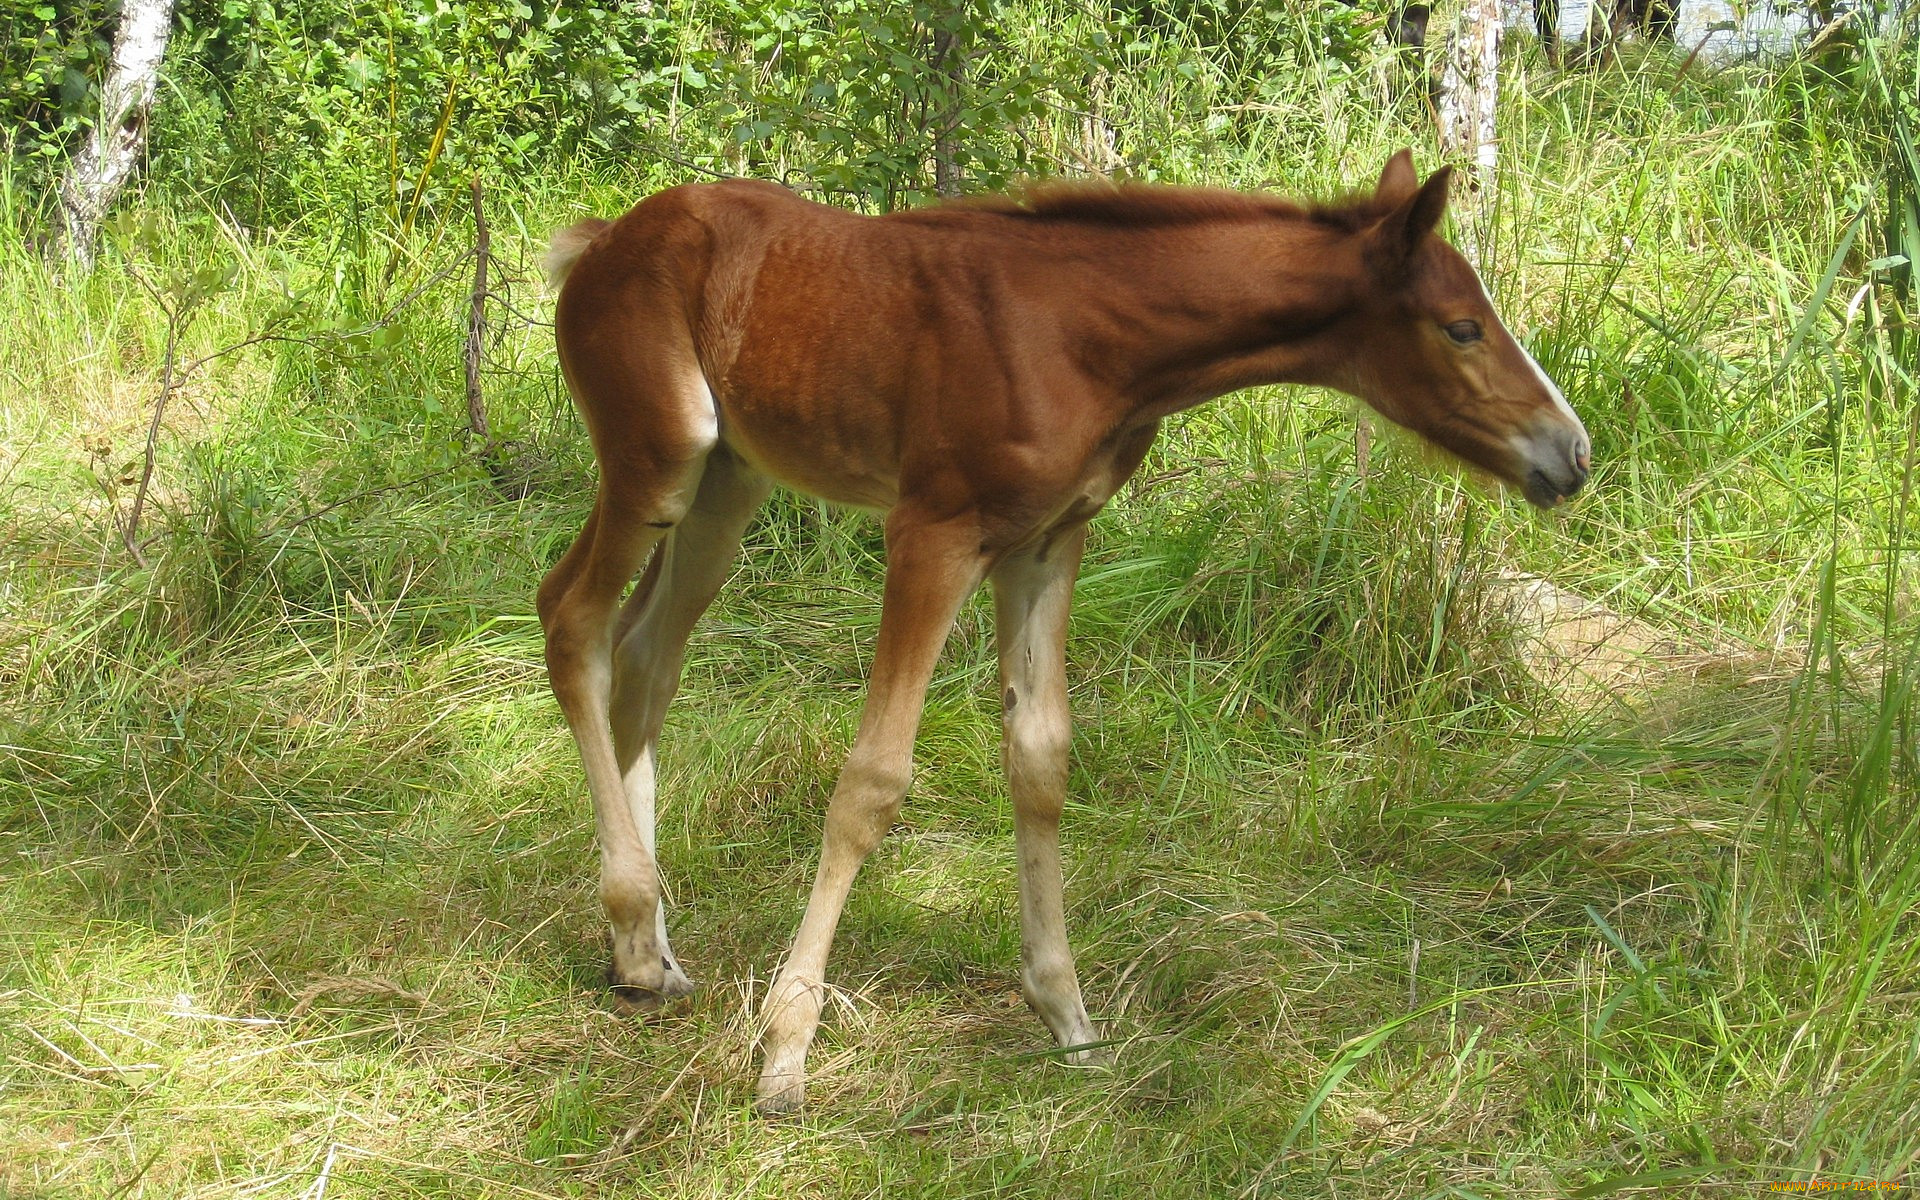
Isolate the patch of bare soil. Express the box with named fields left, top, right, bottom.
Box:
left=1492, top=572, right=1764, bottom=703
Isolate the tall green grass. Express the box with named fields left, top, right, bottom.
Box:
left=2, top=11, right=1917, bottom=1197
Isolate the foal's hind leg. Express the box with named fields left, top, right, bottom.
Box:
left=538, top=382, right=716, bottom=1006
left=607, top=449, right=771, bottom=1010
left=540, top=496, right=685, bottom=1005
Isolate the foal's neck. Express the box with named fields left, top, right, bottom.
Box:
left=1067, top=218, right=1365, bottom=421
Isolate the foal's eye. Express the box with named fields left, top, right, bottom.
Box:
left=1445, top=320, right=1483, bottom=345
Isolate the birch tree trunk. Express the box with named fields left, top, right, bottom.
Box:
left=1078, top=70, right=1121, bottom=176
left=49, top=0, right=175, bottom=272
left=1435, top=0, right=1502, bottom=264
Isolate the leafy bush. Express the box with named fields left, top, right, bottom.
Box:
left=8, top=0, right=1418, bottom=233
left=1, top=0, right=115, bottom=169
left=152, top=0, right=682, bottom=223
left=697, top=0, right=1056, bottom=207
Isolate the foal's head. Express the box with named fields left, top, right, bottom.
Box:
left=1334, top=152, right=1591, bottom=508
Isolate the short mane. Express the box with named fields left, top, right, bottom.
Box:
left=908, top=179, right=1387, bottom=231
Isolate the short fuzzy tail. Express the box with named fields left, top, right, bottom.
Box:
left=543, top=218, right=613, bottom=290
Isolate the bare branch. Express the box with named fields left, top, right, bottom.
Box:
left=465, top=177, right=493, bottom=450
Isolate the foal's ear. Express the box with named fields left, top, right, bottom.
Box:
left=1370, top=165, right=1453, bottom=276
left=1374, top=149, right=1420, bottom=208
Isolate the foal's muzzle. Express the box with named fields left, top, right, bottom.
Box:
left=1516, top=418, right=1592, bottom=509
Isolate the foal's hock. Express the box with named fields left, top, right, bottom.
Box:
left=537, top=151, right=1591, bottom=1112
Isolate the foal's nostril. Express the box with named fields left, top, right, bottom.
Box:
left=1560, top=447, right=1590, bottom=495
left=1555, top=430, right=1591, bottom=497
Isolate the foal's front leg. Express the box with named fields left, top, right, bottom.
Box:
left=755, top=511, right=987, bottom=1113
left=992, top=526, right=1102, bottom=1060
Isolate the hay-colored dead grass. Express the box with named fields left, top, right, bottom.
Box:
left=1494, top=570, right=1774, bottom=701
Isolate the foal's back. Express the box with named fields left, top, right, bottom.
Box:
left=559, top=180, right=1171, bottom=516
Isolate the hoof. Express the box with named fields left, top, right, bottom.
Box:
left=753, top=1076, right=806, bottom=1117
left=605, top=959, right=695, bottom=1017
left=1065, top=1041, right=1116, bottom=1069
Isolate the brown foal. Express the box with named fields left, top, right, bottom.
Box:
left=537, top=150, right=1590, bottom=1112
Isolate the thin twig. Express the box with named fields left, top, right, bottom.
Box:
left=104, top=1148, right=166, bottom=1200
left=173, top=252, right=474, bottom=381
left=1668, top=29, right=1718, bottom=89
left=176, top=322, right=300, bottom=377
left=268, top=461, right=466, bottom=537
left=486, top=292, right=552, bottom=330
left=122, top=303, right=178, bottom=567
left=638, top=141, right=738, bottom=182
left=376, top=248, right=475, bottom=325
left=465, top=175, right=492, bottom=451
left=289, top=975, right=428, bottom=1020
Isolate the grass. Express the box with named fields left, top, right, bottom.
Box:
left=3, top=12, right=1918, bottom=1198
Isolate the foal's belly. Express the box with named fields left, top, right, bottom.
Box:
left=713, top=384, right=903, bottom=511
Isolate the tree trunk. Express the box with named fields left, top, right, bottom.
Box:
left=50, top=0, right=175, bottom=272
left=1079, top=70, right=1121, bottom=176
left=1435, top=0, right=1502, bottom=264
left=927, top=14, right=965, bottom=198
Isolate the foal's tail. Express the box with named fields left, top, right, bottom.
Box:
left=543, top=218, right=613, bottom=290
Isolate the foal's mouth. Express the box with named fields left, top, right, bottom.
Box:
left=1515, top=449, right=1592, bottom=509
left=1510, top=415, right=1592, bottom=510
left=1522, top=467, right=1580, bottom=509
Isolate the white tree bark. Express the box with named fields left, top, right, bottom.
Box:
left=50, top=0, right=175, bottom=271
left=1079, top=70, right=1121, bottom=176
left=1436, top=0, right=1502, bottom=263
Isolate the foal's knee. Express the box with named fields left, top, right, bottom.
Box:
left=535, top=564, right=568, bottom=634
left=540, top=619, right=610, bottom=725
left=1004, top=709, right=1070, bottom=809
left=538, top=567, right=594, bottom=669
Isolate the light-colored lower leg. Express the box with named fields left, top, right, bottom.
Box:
left=755, top=515, right=985, bottom=1113
left=755, top=750, right=916, bottom=1110
left=608, top=453, right=770, bottom=1007
left=540, top=509, right=675, bottom=1002
left=994, top=527, right=1101, bottom=1058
